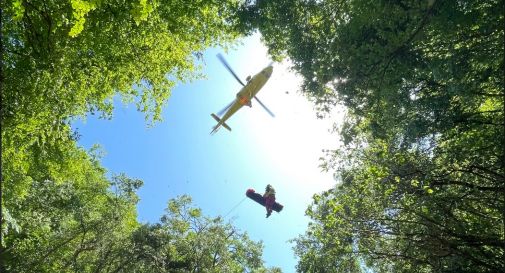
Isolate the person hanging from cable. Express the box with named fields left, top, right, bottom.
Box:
left=245, top=187, right=283, bottom=217
left=263, top=184, right=276, bottom=218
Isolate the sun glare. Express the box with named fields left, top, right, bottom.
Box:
left=237, top=38, right=342, bottom=198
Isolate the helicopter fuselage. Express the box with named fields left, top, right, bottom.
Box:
left=211, top=65, right=273, bottom=134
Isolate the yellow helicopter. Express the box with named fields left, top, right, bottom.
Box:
left=210, top=54, right=275, bottom=134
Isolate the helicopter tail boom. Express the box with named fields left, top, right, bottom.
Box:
left=210, top=113, right=231, bottom=134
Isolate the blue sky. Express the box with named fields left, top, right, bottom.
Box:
left=74, top=34, right=342, bottom=272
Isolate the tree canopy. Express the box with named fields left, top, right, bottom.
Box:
left=2, top=0, right=245, bottom=202
left=3, top=0, right=504, bottom=271
left=238, top=0, right=504, bottom=272
left=5, top=184, right=280, bottom=272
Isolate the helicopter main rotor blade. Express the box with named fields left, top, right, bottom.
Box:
left=254, top=96, right=275, bottom=117
left=217, top=54, right=245, bottom=87
left=217, top=99, right=236, bottom=117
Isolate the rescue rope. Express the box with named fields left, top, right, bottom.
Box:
left=223, top=197, right=247, bottom=218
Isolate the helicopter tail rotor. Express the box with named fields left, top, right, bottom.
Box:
left=210, top=113, right=232, bottom=134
